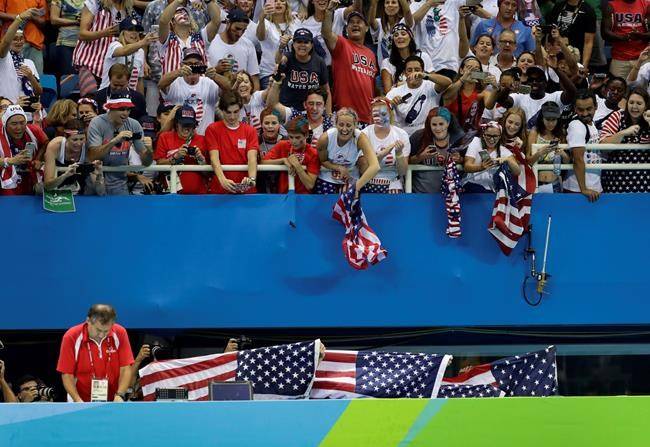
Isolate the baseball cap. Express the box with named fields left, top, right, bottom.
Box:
left=293, top=28, right=313, bottom=43
left=526, top=65, right=547, bottom=81
left=227, top=8, right=250, bottom=24
left=104, top=90, right=135, bottom=110
left=346, top=11, right=368, bottom=25
left=119, top=17, right=143, bottom=33
left=540, top=101, right=561, bottom=119
left=182, top=47, right=203, bottom=62
left=175, top=105, right=197, bottom=126
left=157, top=102, right=175, bottom=116
left=140, top=116, right=158, bottom=138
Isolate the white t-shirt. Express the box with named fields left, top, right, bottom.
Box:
left=0, top=53, right=22, bottom=102
left=380, top=52, right=434, bottom=86
left=410, top=0, right=463, bottom=72
left=162, top=77, right=220, bottom=135
left=298, top=8, right=345, bottom=66
left=386, top=80, right=440, bottom=136
left=563, top=119, right=602, bottom=193
left=361, top=125, right=411, bottom=189
left=100, top=41, right=145, bottom=90
left=464, top=137, right=514, bottom=190
left=240, top=90, right=266, bottom=132
left=594, top=96, right=618, bottom=127
left=634, top=62, right=650, bottom=97
left=511, top=91, right=566, bottom=129
left=207, top=34, right=259, bottom=76
left=319, top=127, right=361, bottom=184
left=258, top=19, right=298, bottom=78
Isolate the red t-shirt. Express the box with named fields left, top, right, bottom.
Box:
left=446, top=89, right=484, bottom=132
left=263, top=140, right=320, bottom=194
left=56, top=322, right=134, bottom=402
left=154, top=131, right=208, bottom=194
left=204, top=121, right=259, bottom=194
left=610, top=0, right=650, bottom=60
left=331, top=37, right=377, bottom=124
left=0, top=124, right=49, bottom=196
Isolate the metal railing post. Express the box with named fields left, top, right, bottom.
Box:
left=170, top=166, right=178, bottom=194
left=405, top=167, right=413, bottom=193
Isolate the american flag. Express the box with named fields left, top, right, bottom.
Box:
left=310, top=350, right=452, bottom=399
left=487, top=163, right=531, bottom=256
left=162, top=32, right=207, bottom=75
left=332, top=185, right=387, bottom=270
left=139, top=340, right=321, bottom=401
left=440, top=346, right=558, bottom=398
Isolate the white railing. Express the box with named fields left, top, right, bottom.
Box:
left=57, top=144, right=650, bottom=194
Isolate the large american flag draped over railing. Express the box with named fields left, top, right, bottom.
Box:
left=439, top=346, right=558, bottom=398
left=332, top=185, right=387, bottom=270
left=310, top=350, right=452, bottom=399
left=139, top=340, right=322, bottom=401
left=488, top=163, right=531, bottom=255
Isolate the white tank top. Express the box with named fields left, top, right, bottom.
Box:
left=319, top=127, right=361, bottom=184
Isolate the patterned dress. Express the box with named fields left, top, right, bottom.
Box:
left=599, top=111, right=650, bottom=193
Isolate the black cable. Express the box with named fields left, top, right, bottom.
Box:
left=522, top=275, right=543, bottom=307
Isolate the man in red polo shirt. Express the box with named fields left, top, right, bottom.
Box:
left=322, top=2, right=377, bottom=125
left=56, top=304, right=134, bottom=403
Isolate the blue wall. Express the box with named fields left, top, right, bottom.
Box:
left=2, top=194, right=648, bottom=329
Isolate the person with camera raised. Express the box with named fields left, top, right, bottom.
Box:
left=1, top=104, right=49, bottom=196
left=154, top=105, right=208, bottom=194
left=43, top=119, right=106, bottom=195
left=86, top=90, right=153, bottom=196
left=57, top=304, right=134, bottom=403
left=14, top=376, right=55, bottom=403
left=160, top=47, right=231, bottom=135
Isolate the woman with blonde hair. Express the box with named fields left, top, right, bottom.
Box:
left=257, top=0, right=297, bottom=89
left=314, top=107, right=380, bottom=194
left=500, top=107, right=536, bottom=195
left=158, top=0, right=222, bottom=75
left=73, top=0, right=135, bottom=94
left=44, top=99, right=78, bottom=139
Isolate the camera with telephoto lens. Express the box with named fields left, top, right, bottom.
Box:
left=234, top=335, right=252, bottom=350
left=77, top=163, right=96, bottom=175
left=33, top=385, right=55, bottom=402
left=124, top=132, right=142, bottom=141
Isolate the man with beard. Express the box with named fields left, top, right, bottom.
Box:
left=322, top=1, right=377, bottom=125
left=563, top=90, right=602, bottom=202
left=86, top=90, right=153, bottom=195
left=0, top=105, right=49, bottom=195
left=207, top=8, right=260, bottom=91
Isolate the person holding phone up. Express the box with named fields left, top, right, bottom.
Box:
left=0, top=104, right=49, bottom=196
left=463, top=120, right=520, bottom=193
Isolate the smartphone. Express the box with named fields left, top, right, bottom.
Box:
left=191, top=65, right=207, bottom=74
left=400, top=93, right=413, bottom=103
left=470, top=71, right=488, bottom=81
left=273, top=60, right=288, bottom=82
left=24, top=142, right=37, bottom=158
left=517, top=84, right=532, bottom=95
left=465, top=0, right=481, bottom=6
left=479, top=150, right=491, bottom=163
left=593, top=73, right=607, bottom=80
left=539, top=25, right=554, bottom=34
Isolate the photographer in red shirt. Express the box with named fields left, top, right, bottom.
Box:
left=56, top=304, right=134, bottom=403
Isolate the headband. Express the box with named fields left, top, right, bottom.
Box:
left=391, top=23, right=414, bottom=40
left=481, top=121, right=502, bottom=133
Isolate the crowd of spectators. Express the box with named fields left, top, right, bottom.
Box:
left=0, top=0, right=649, bottom=200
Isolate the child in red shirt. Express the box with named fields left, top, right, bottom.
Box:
left=154, top=105, right=208, bottom=194
left=205, top=92, right=259, bottom=194
left=262, top=117, right=320, bottom=194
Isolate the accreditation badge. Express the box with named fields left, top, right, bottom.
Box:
left=90, top=379, right=109, bottom=402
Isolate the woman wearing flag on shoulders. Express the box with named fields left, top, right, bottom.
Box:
left=462, top=121, right=520, bottom=193
left=314, top=107, right=380, bottom=195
